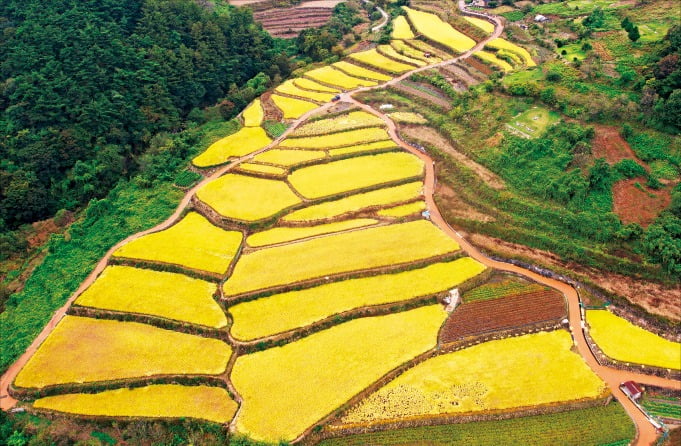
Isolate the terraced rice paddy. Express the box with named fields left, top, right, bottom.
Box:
left=327, top=140, right=398, bottom=156
left=464, top=16, right=495, bottom=34
left=474, top=50, right=513, bottom=71
left=74, top=266, right=226, bottom=328
left=251, top=148, right=325, bottom=166
left=486, top=38, right=536, bottom=66
left=228, top=258, right=485, bottom=340
left=377, top=201, right=426, bottom=217
left=196, top=173, right=301, bottom=222
left=276, top=79, right=336, bottom=102
left=271, top=93, right=319, bottom=119
left=192, top=127, right=272, bottom=168
left=280, top=127, right=390, bottom=149
left=242, top=99, right=264, bottom=127
left=402, top=7, right=475, bottom=53
left=378, top=44, right=426, bottom=67
left=14, top=316, right=230, bottom=388
left=391, top=40, right=440, bottom=63
left=305, top=66, right=378, bottom=89
left=293, top=77, right=341, bottom=93
left=332, top=61, right=393, bottom=81
left=349, top=48, right=416, bottom=74
left=34, top=385, right=238, bottom=424
left=341, top=330, right=606, bottom=425
left=246, top=218, right=378, bottom=248
left=587, top=310, right=681, bottom=370
left=388, top=111, right=428, bottom=124
left=236, top=162, right=287, bottom=176
left=223, top=220, right=460, bottom=296
left=230, top=305, right=448, bottom=442
left=112, top=212, right=243, bottom=275
left=292, top=111, right=385, bottom=137
left=392, top=15, right=415, bottom=39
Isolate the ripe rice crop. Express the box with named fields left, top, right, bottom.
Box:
left=246, top=218, right=378, bottom=247
left=486, top=38, right=536, bottom=66
left=275, top=79, right=336, bottom=103
left=392, top=15, right=415, bottom=39
left=192, top=127, right=272, bottom=168
left=391, top=40, right=441, bottom=63
left=587, top=310, right=681, bottom=370
left=378, top=45, right=426, bottom=67
left=75, top=266, right=226, bottom=328
left=34, top=385, right=238, bottom=424
left=231, top=305, right=448, bottom=442
left=388, top=111, right=428, bottom=124
left=288, top=152, right=424, bottom=199
left=377, top=201, right=425, bottom=217
left=271, top=94, right=318, bottom=119
left=402, top=7, right=475, bottom=53
left=292, top=111, right=385, bottom=137
left=113, top=212, right=242, bottom=275
left=237, top=162, right=287, bottom=176
left=251, top=148, right=325, bottom=166
left=223, top=220, right=459, bottom=296
left=196, top=173, right=301, bottom=222
left=280, top=127, right=391, bottom=149
left=283, top=181, right=422, bottom=222
left=242, top=99, right=264, bottom=127
left=305, top=66, right=378, bottom=89
left=406, top=39, right=453, bottom=59
left=332, top=61, right=393, bottom=81
left=293, top=77, right=341, bottom=93
left=464, top=16, right=494, bottom=34
left=349, top=49, right=416, bottom=74
left=14, top=316, right=230, bottom=388
left=341, top=330, right=606, bottom=424
left=498, top=48, right=522, bottom=65
left=474, top=50, right=513, bottom=72
left=229, top=257, right=485, bottom=340
left=328, top=140, right=398, bottom=157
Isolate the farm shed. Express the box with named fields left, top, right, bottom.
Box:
left=620, top=381, right=643, bottom=400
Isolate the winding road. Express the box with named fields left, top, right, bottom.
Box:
left=1, top=4, right=679, bottom=446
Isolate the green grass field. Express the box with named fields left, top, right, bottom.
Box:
left=505, top=106, right=561, bottom=138
left=533, top=0, right=624, bottom=16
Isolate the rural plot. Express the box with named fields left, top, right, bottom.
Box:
left=74, top=266, right=226, bottom=328
left=486, top=38, right=536, bottom=67
left=291, top=111, right=385, bottom=137
left=192, top=127, right=272, bottom=168
left=242, top=99, right=264, bottom=127
left=293, top=77, right=341, bottom=93
left=377, top=45, right=426, bottom=67
left=402, top=7, right=475, bottom=53
left=231, top=305, right=448, bottom=442
left=246, top=218, right=378, bottom=248
left=112, top=212, right=243, bottom=275
left=505, top=106, right=560, bottom=138
left=377, top=201, right=426, bottom=217
left=275, top=79, right=336, bottom=103
left=14, top=316, right=230, bottom=388
left=474, top=51, right=513, bottom=72
left=251, top=148, right=326, bottom=166
left=271, top=94, right=319, bottom=119
left=236, top=163, right=287, bottom=177
left=349, top=49, right=417, bottom=74
left=328, top=140, right=398, bottom=157
left=305, top=66, right=378, bottom=90
left=280, top=127, right=391, bottom=150
left=464, top=16, right=494, bottom=34
left=392, top=15, right=415, bottom=39
left=340, top=330, right=606, bottom=425
left=332, top=61, right=393, bottom=82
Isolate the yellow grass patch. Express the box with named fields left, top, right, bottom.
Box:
left=113, top=212, right=242, bottom=275
left=341, top=330, right=606, bottom=425
left=388, top=111, right=428, bottom=124
left=192, top=127, right=272, bottom=168
left=34, top=385, right=238, bottom=424
left=280, top=127, right=391, bottom=150
left=288, top=152, right=424, bottom=199
left=246, top=218, right=377, bottom=247
left=231, top=305, right=448, bottom=442
left=271, top=94, right=318, bottom=119
left=196, top=174, right=300, bottom=222
left=283, top=181, right=422, bottom=222
left=392, top=15, right=415, bottom=39
left=305, top=66, right=378, bottom=89
left=349, top=48, right=416, bottom=74
left=237, top=163, right=287, bottom=177
left=275, top=80, right=336, bottom=103
left=75, top=266, right=226, bottom=328
left=229, top=257, right=485, bottom=340
left=402, top=7, right=475, bottom=53
left=587, top=310, right=681, bottom=370
left=474, top=50, right=513, bottom=72
left=14, top=316, right=230, bottom=388
left=251, top=148, right=326, bottom=166
left=223, top=220, right=459, bottom=296
left=293, top=77, right=341, bottom=93
left=378, top=44, right=426, bottom=67
left=377, top=201, right=426, bottom=217
left=464, top=16, right=495, bottom=34
left=332, top=61, right=393, bottom=81
left=486, top=38, right=536, bottom=66
left=242, top=99, right=264, bottom=127
left=328, top=140, right=399, bottom=157
left=292, top=111, right=385, bottom=137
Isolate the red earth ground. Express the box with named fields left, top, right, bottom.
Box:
left=613, top=177, right=672, bottom=227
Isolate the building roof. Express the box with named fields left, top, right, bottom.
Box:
left=622, top=381, right=643, bottom=397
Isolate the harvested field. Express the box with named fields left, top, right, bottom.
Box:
left=292, top=111, right=385, bottom=137
left=251, top=148, right=325, bottom=166
left=192, top=127, right=272, bottom=168
left=280, top=127, right=391, bottom=149
left=592, top=125, right=642, bottom=164
left=439, top=63, right=482, bottom=87
left=246, top=218, right=378, bottom=247
left=254, top=7, right=334, bottom=39
left=613, top=178, right=672, bottom=227
left=465, top=55, right=495, bottom=75
left=439, top=289, right=566, bottom=343
left=390, top=81, right=452, bottom=110
left=463, top=278, right=544, bottom=303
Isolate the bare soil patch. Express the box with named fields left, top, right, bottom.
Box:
left=612, top=178, right=672, bottom=227
left=592, top=125, right=642, bottom=165
left=390, top=82, right=452, bottom=110
left=436, top=183, right=496, bottom=222
left=592, top=42, right=613, bottom=61
left=253, top=6, right=333, bottom=38
left=298, top=0, right=343, bottom=7
left=463, top=56, right=493, bottom=76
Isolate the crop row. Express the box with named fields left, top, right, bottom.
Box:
left=462, top=279, right=546, bottom=303
left=292, top=111, right=385, bottom=137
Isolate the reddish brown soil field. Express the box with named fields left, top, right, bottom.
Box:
left=592, top=125, right=643, bottom=165
left=254, top=7, right=333, bottom=38
left=439, top=289, right=566, bottom=343
left=613, top=177, right=672, bottom=227
left=464, top=56, right=494, bottom=76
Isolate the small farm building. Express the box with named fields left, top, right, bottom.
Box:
left=620, top=381, right=643, bottom=400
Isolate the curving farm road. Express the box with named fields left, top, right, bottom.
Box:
left=1, top=4, right=679, bottom=446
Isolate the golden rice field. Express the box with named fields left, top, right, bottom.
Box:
left=486, top=38, right=536, bottom=67
left=14, top=316, right=230, bottom=388
left=293, top=77, right=341, bottom=93
left=348, top=49, right=416, bottom=74
left=34, top=385, right=238, bottom=424
left=388, top=111, right=428, bottom=124
left=305, top=66, right=378, bottom=89
left=74, top=266, right=226, bottom=328
left=275, top=79, right=336, bottom=103
left=280, top=127, right=390, bottom=150
left=271, top=94, right=318, bottom=119
left=464, top=16, right=495, bottom=34
left=237, top=162, right=287, bottom=177
left=229, top=257, right=485, bottom=340
left=407, top=39, right=453, bottom=59
left=391, top=40, right=440, bottom=63
left=341, top=330, right=606, bottom=425
left=288, top=152, right=424, bottom=199
left=196, top=173, right=300, bottom=222
left=251, top=148, right=325, bottom=166
left=377, top=201, right=426, bottom=217
left=587, top=310, right=681, bottom=370
left=246, top=218, right=378, bottom=248
left=283, top=181, right=422, bottom=222
left=498, top=48, right=522, bottom=65
left=402, top=7, right=475, bottom=53
left=192, top=127, right=272, bottom=168
left=292, top=111, right=385, bottom=137
left=474, top=50, right=513, bottom=72
left=378, top=45, right=426, bottom=67
left=328, top=140, right=398, bottom=157
left=223, top=220, right=459, bottom=296
left=231, top=305, right=448, bottom=442
left=392, top=15, right=415, bottom=39
left=332, top=61, right=393, bottom=82
left=242, top=99, right=264, bottom=127
left=112, top=212, right=242, bottom=275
